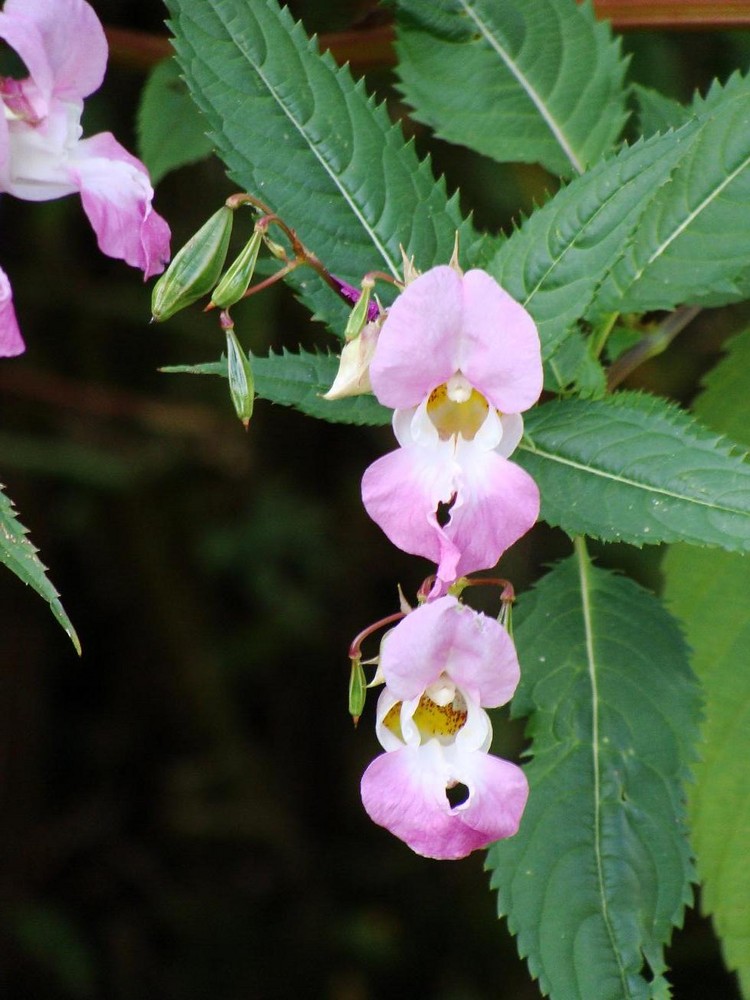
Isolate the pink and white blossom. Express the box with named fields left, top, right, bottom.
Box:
left=361, top=265, right=542, bottom=587
left=360, top=595, right=528, bottom=860
left=0, top=0, right=171, bottom=354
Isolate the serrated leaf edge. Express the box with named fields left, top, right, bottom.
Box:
left=0, top=484, right=81, bottom=654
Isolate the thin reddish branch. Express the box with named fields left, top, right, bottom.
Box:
left=105, top=4, right=750, bottom=74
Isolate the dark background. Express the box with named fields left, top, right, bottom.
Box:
left=0, top=2, right=746, bottom=997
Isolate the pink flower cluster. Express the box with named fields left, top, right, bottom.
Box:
left=0, top=0, right=171, bottom=357
left=352, top=261, right=543, bottom=859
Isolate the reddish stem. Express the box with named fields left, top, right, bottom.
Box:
left=348, top=612, right=407, bottom=662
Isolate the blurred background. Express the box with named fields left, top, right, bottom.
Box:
left=0, top=1, right=748, bottom=997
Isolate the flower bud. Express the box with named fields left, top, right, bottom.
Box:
left=348, top=656, right=367, bottom=726
left=211, top=228, right=263, bottom=310
left=151, top=206, right=233, bottom=321
left=263, top=235, right=288, bottom=261
left=225, top=327, right=255, bottom=427
left=323, top=320, right=379, bottom=400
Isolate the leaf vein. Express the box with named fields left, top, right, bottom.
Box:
left=206, top=7, right=401, bottom=279
left=457, top=0, right=584, bottom=174
left=575, top=539, right=633, bottom=996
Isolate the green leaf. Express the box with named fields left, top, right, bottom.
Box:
left=544, top=328, right=607, bottom=398
left=485, top=125, right=697, bottom=359
left=631, top=84, right=690, bottom=136
left=598, top=75, right=750, bottom=311
left=0, top=484, right=80, bottom=653
left=517, top=391, right=750, bottom=550
left=663, top=328, right=750, bottom=996
left=137, top=59, right=214, bottom=184
left=161, top=349, right=391, bottom=426
left=165, top=0, right=480, bottom=335
left=488, top=549, right=699, bottom=999
left=394, top=0, right=628, bottom=178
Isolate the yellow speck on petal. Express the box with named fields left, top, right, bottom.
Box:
left=412, top=692, right=467, bottom=742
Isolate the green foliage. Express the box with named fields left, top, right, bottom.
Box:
left=0, top=484, right=80, bottom=653
left=544, top=328, right=607, bottom=398
left=483, top=74, right=750, bottom=358
left=165, top=0, right=480, bottom=336
left=394, top=0, right=628, bottom=178
left=137, top=59, right=214, bottom=184
left=598, top=76, right=750, bottom=311
left=518, top=391, right=750, bottom=550
left=484, top=126, right=695, bottom=359
left=631, top=84, right=690, bottom=136
left=161, top=349, right=391, bottom=426
left=488, top=549, right=699, bottom=999
left=663, top=328, right=750, bottom=996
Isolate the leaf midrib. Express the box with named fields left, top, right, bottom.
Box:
left=643, top=147, right=750, bottom=270
left=575, top=539, right=632, bottom=997
left=520, top=438, right=750, bottom=518
left=458, top=0, right=584, bottom=175
left=186, top=2, right=401, bottom=279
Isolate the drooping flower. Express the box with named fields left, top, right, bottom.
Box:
left=361, top=265, right=542, bottom=587
left=0, top=0, right=171, bottom=355
left=360, top=595, right=528, bottom=860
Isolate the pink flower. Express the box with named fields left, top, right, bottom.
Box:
left=0, top=265, right=23, bottom=357
left=361, top=266, right=542, bottom=587
left=360, top=595, right=528, bottom=860
left=0, top=0, right=170, bottom=281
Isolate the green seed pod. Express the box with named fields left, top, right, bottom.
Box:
left=225, top=327, right=255, bottom=427
left=211, top=228, right=263, bottom=310
left=348, top=657, right=367, bottom=726
left=151, top=206, right=234, bottom=322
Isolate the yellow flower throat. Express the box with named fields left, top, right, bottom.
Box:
left=383, top=689, right=468, bottom=745
left=427, top=375, right=489, bottom=441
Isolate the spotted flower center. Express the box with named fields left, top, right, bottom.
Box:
left=382, top=676, right=468, bottom=745
left=426, top=374, right=489, bottom=441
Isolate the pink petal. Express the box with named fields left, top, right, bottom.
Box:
left=380, top=596, right=520, bottom=707
left=362, top=430, right=539, bottom=586
left=0, top=0, right=106, bottom=106
left=70, top=132, right=171, bottom=277
left=0, top=267, right=25, bottom=357
left=369, top=265, right=542, bottom=414
left=448, top=440, right=540, bottom=581
left=369, top=265, right=463, bottom=408
left=361, top=436, right=461, bottom=580
left=0, top=106, right=9, bottom=179
left=0, top=12, right=53, bottom=117
left=361, top=743, right=528, bottom=860
left=459, top=269, right=543, bottom=413
left=451, top=748, right=529, bottom=845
